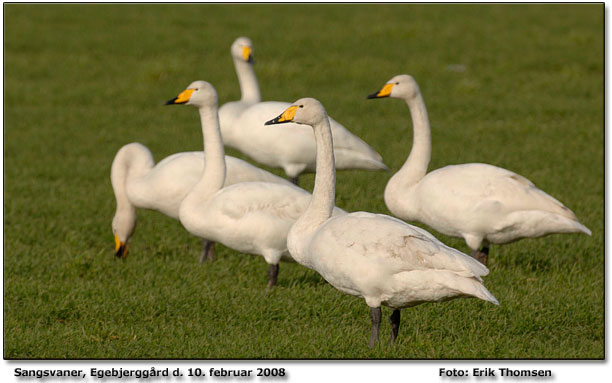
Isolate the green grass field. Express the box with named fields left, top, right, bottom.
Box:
left=3, top=4, right=603, bottom=359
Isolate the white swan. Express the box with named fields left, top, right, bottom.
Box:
left=217, top=37, right=260, bottom=132
left=265, top=98, right=498, bottom=347
left=111, top=146, right=291, bottom=260
left=166, top=81, right=345, bottom=287
left=367, top=74, right=592, bottom=265
left=218, top=36, right=388, bottom=184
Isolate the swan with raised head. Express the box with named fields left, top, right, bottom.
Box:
left=265, top=98, right=498, bottom=347
left=166, top=81, right=345, bottom=287
left=111, top=145, right=291, bottom=260
left=367, top=74, right=591, bottom=265
left=217, top=37, right=260, bottom=132
left=218, top=36, right=388, bottom=185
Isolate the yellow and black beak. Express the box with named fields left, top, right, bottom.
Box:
left=264, top=105, right=298, bottom=125
left=242, top=46, right=254, bottom=63
left=165, top=88, right=194, bottom=105
left=367, top=83, right=394, bottom=99
left=114, top=234, right=129, bottom=259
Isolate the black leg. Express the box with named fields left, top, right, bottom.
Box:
left=471, top=246, right=489, bottom=266
left=389, top=309, right=401, bottom=343
left=206, top=241, right=215, bottom=262
left=267, top=264, right=279, bottom=288
left=290, top=176, right=299, bottom=186
left=470, top=249, right=477, bottom=258
left=369, top=307, right=382, bottom=348
left=199, top=239, right=215, bottom=263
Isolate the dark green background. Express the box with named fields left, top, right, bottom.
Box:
left=3, top=4, right=603, bottom=358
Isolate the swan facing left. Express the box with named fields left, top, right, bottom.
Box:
left=265, top=98, right=498, bottom=347
left=217, top=37, right=259, bottom=133
left=217, top=36, right=388, bottom=185
left=165, top=81, right=345, bottom=287
left=110, top=126, right=292, bottom=259
left=367, top=74, right=591, bottom=265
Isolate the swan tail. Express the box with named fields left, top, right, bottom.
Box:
left=493, top=210, right=592, bottom=242
left=333, top=147, right=389, bottom=171
left=328, top=118, right=388, bottom=170
left=391, top=270, right=499, bottom=306
left=468, top=278, right=499, bottom=305
left=438, top=262, right=498, bottom=304
left=572, top=221, right=592, bottom=236
left=440, top=272, right=499, bottom=305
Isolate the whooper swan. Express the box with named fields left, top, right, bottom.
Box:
left=111, top=145, right=290, bottom=260
left=217, top=36, right=388, bottom=185
left=367, top=74, right=591, bottom=265
left=265, top=98, right=497, bottom=347
left=166, top=81, right=345, bottom=287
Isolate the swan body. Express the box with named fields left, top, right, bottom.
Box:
left=110, top=147, right=291, bottom=258
left=300, top=212, right=496, bottom=308
left=180, top=181, right=321, bottom=266
left=218, top=37, right=388, bottom=183
left=266, top=98, right=497, bottom=346
left=167, top=81, right=344, bottom=286
left=387, top=163, right=590, bottom=248
left=224, top=101, right=388, bottom=179
left=368, top=74, right=591, bottom=264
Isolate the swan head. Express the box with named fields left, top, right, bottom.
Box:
left=231, top=36, right=254, bottom=63
left=264, top=98, right=328, bottom=127
left=111, top=212, right=135, bottom=259
left=367, top=74, right=421, bottom=101
left=165, top=80, right=218, bottom=108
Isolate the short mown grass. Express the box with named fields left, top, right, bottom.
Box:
left=3, top=4, right=603, bottom=359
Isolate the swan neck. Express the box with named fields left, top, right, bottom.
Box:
left=110, top=144, right=153, bottom=213
left=188, top=106, right=226, bottom=204
left=396, top=93, right=432, bottom=187
left=110, top=144, right=153, bottom=239
left=301, top=117, right=336, bottom=228
left=234, top=58, right=260, bottom=103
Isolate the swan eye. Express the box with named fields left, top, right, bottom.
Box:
left=395, top=82, right=400, bottom=85
left=299, top=105, right=304, bottom=108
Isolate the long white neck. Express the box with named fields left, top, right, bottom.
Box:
left=295, top=116, right=336, bottom=232
left=234, top=58, right=260, bottom=103
left=111, top=143, right=155, bottom=210
left=110, top=143, right=154, bottom=239
left=180, top=105, right=226, bottom=218
left=386, top=93, right=432, bottom=196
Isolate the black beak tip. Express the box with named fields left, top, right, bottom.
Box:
left=165, top=98, right=177, bottom=105
left=366, top=92, right=379, bottom=99
left=264, top=115, right=288, bottom=125
left=115, top=245, right=127, bottom=259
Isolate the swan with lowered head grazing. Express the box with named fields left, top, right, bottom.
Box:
left=217, top=36, right=388, bottom=185
left=265, top=98, right=498, bottom=347
left=367, top=74, right=591, bottom=265
left=166, top=81, right=345, bottom=287
left=111, top=139, right=291, bottom=260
